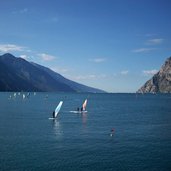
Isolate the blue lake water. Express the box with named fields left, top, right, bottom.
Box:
left=0, top=92, right=171, bottom=171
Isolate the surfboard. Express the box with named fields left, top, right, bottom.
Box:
left=70, top=110, right=88, bottom=114
left=48, top=117, right=57, bottom=120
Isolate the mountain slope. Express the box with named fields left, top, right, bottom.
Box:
left=0, top=57, right=38, bottom=91
left=137, top=56, right=171, bottom=93
left=0, top=53, right=105, bottom=92
left=31, top=62, right=105, bottom=93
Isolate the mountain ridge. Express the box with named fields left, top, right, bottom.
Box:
left=0, top=53, right=105, bottom=93
left=31, top=62, right=104, bottom=93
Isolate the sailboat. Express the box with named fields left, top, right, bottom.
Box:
left=23, top=94, right=26, bottom=99
left=82, top=99, right=87, bottom=112
left=49, top=101, right=63, bottom=119
left=70, top=99, right=88, bottom=113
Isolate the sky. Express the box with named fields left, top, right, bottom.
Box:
left=0, top=0, right=171, bottom=92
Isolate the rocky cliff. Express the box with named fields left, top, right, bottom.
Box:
left=137, top=56, right=171, bottom=93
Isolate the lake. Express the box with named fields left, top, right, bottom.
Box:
left=0, top=92, right=171, bottom=171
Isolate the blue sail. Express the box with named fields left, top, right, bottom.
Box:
left=55, top=101, right=63, bottom=117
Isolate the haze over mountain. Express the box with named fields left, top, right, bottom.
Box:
left=137, top=56, right=171, bottom=93
left=0, top=53, right=105, bottom=93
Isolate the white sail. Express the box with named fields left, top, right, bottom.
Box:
left=23, top=94, right=25, bottom=99
left=82, top=99, right=87, bottom=111
left=55, top=101, right=63, bottom=117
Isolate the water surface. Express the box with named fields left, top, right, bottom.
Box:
left=0, top=93, right=171, bottom=171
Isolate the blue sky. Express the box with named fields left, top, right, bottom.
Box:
left=0, top=0, right=171, bottom=92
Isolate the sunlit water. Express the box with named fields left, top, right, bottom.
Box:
left=0, top=92, right=171, bottom=171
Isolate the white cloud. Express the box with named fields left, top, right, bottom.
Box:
left=146, top=38, right=163, bottom=45
left=88, top=75, right=96, bottom=79
left=19, top=54, right=29, bottom=60
left=143, top=69, right=158, bottom=76
left=20, top=8, right=28, bottom=13
left=73, top=74, right=107, bottom=80
left=132, top=48, right=156, bottom=53
left=89, top=58, right=106, bottom=63
left=145, top=33, right=157, bottom=37
left=121, top=70, right=129, bottom=75
left=51, top=67, right=69, bottom=74
left=99, top=74, right=107, bottom=78
left=75, top=75, right=96, bottom=80
left=0, top=44, right=26, bottom=52
left=13, top=8, right=28, bottom=14
left=38, top=53, right=56, bottom=61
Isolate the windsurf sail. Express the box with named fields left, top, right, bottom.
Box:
left=23, top=94, right=25, bottom=99
left=82, top=99, right=87, bottom=111
left=54, top=101, right=63, bottom=117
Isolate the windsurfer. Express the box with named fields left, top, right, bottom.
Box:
left=52, top=111, right=55, bottom=118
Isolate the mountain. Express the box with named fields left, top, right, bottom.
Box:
left=137, top=56, right=171, bottom=93
left=31, top=62, right=104, bottom=93
left=0, top=53, right=105, bottom=93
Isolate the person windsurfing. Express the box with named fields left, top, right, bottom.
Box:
left=52, top=111, right=55, bottom=118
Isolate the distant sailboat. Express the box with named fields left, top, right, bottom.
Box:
left=49, top=101, right=63, bottom=119
left=23, top=94, right=26, bottom=99
left=14, top=92, right=16, bottom=96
